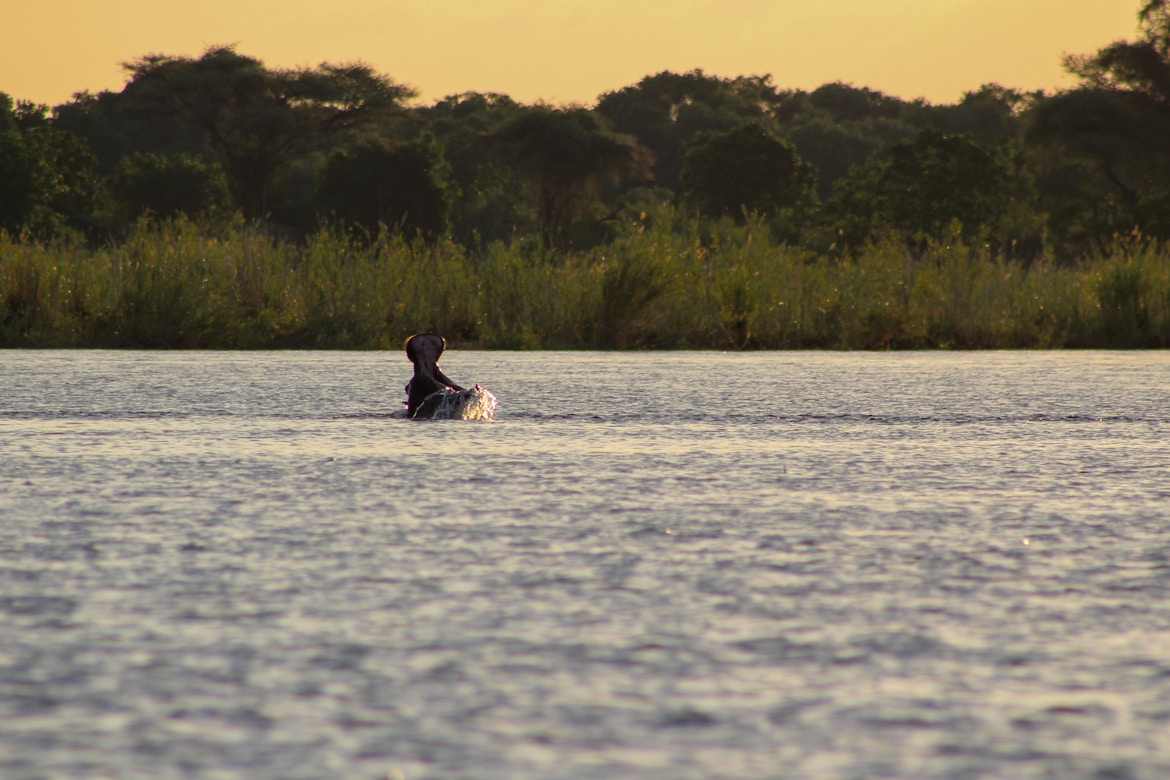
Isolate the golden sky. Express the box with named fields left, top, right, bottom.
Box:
left=4, top=1, right=1140, bottom=108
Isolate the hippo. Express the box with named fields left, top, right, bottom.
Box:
left=402, top=334, right=497, bottom=420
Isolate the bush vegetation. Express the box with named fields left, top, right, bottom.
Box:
left=3, top=212, right=1166, bottom=349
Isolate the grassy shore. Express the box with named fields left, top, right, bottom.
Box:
left=2, top=213, right=1168, bottom=349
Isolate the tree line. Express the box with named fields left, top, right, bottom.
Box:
left=3, top=1, right=1170, bottom=263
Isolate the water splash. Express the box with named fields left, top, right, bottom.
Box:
left=417, top=384, right=498, bottom=420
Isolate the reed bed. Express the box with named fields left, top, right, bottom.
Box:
left=2, top=215, right=1167, bottom=349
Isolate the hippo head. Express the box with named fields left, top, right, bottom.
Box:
left=405, top=333, right=447, bottom=381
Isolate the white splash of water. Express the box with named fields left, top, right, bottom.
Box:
left=419, top=384, right=498, bottom=420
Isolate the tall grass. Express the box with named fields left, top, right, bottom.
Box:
left=2, top=214, right=1168, bottom=349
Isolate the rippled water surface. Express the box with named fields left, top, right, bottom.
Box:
left=2, top=350, right=1169, bottom=780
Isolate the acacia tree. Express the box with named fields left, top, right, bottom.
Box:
left=120, top=46, right=416, bottom=220
left=490, top=106, right=651, bottom=246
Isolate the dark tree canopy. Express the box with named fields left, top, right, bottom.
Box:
left=490, top=106, right=651, bottom=244
left=806, top=82, right=903, bottom=122
left=680, top=122, right=816, bottom=221
left=53, top=89, right=206, bottom=175
left=824, top=129, right=1023, bottom=250
left=8, top=3, right=1170, bottom=259
left=0, top=126, right=98, bottom=239
left=119, top=46, right=416, bottom=219
left=879, top=130, right=1009, bottom=240
left=108, top=152, right=231, bottom=229
left=596, top=70, right=781, bottom=190
left=1028, top=0, right=1170, bottom=244
left=420, top=92, right=528, bottom=242
left=785, top=119, right=885, bottom=199
left=925, top=84, right=1032, bottom=147
left=317, top=134, right=458, bottom=238
left=0, top=94, right=15, bottom=135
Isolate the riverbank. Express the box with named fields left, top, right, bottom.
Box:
left=2, top=217, right=1167, bottom=350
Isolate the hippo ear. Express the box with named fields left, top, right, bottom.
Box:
left=405, top=333, right=446, bottom=365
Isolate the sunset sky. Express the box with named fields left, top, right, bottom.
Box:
left=4, top=1, right=1140, bottom=109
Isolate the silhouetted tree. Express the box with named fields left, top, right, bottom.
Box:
left=420, top=92, right=527, bottom=242
left=1027, top=0, right=1170, bottom=244
left=680, top=122, right=816, bottom=223
left=0, top=94, right=16, bottom=135
left=806, top=82, right=903, bottom=122
left=108, top=152, right=232, bottom=229
left=490, top=106, right=651, bottom=245
left=1065, top=0, right=1170, bottom=97
left=119, top=46, right=416, bottom=220
left=0, top=124, right=98, bottom=239
left=54, top=89, right=206, bottom=176
left=925, top=84, right=1031, bottom=146
left=317, top=134, right=458, bottom=238
left=8, top=100, right=51, bottom=131
left=1030, top=90, right=1162, bottom=243
left=596, top=70, right=781, bottom=191
left=823, top=130, right=1032, bottom=251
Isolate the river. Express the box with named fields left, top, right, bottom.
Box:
left=1, top=350, right=1168, bottom=779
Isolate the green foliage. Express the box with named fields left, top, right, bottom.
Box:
left=471, top=240, right=592, bottom=348
left=1089, top=234, right=1169, bottom=347
left=2, top=216, right=1168, bottom=350
left=108, top=152, right=232, bottom=230
left=874, top=130, right=1008, bottom=243
left=593, top=217, right=673, bottom=347
left=0, top=126, right=99, bottom=239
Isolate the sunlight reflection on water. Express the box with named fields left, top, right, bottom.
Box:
left=1, top=350, right=1169, bottom=779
